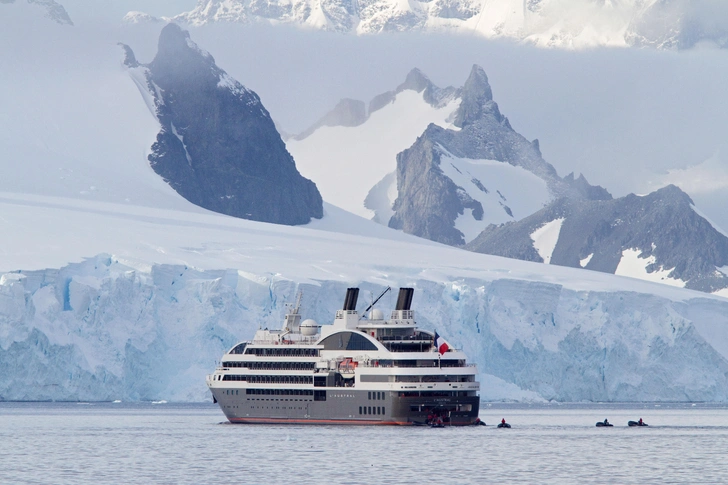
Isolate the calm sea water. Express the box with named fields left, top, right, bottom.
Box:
left=2, top=402, right=728, bottom=484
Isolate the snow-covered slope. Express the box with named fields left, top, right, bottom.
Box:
left=128, top=0, right=728, bottom=50
left=287, top=75, right=459, bottom=219
left=439, top=149, right=552, bottom=242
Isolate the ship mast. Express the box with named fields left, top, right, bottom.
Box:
left=283, top=290, right=303, bottom=333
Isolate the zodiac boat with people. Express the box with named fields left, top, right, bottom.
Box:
left=206, top=287, right=480, bottom=425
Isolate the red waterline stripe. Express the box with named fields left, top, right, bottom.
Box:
left=228, top=417, right=410, bottom=425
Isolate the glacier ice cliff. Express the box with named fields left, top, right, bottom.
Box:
left=2, top=255, right=728, bottom=402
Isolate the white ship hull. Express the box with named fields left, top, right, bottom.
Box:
left=207, top=287, right=481, bottom=426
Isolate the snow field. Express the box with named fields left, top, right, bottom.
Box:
left=530, top=218, right=565, bottom=264
left=439, top=150, right=551, bottom=243
left=287, top=90, right=460, bottom=219
left=615, top=248, right=686, bottom=288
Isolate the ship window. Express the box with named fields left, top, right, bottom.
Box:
left=368, top=406, right=372, bottom=414
left=229, top=343, right=247, bottom=354
left=320, top=332, right=377, bottom=351
left=314, top=390, right=326, bottom=401
left=382, top=407, right=385, bottom=415
left=377, top=407, right=380, bottom=415
left=347, top=333, right=378, bottom=351
left=359, top=406, right=362, bottom=414
left=368, top=392, right=371, bottom=400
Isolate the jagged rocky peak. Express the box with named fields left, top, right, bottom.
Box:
left=388, top=64, right=610, bottom=247
left=151, top=23, right=216, bottom=76
left=398, top=68, right=433, bottom=93
left=2, top=0, right=74, bottom=25
left=454, top=65, right=498, bottom=128
left=563, top=172, right=612, bottom=201
left=368, top=67, right=458, bottom=114
left=466, top=184, right=728, bottom=293
left=122, top=23, right=323, bottom=225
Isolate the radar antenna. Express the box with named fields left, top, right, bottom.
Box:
left=364, top=286, right=391, bottom=317
left=285, top=290, right=303, bottom=314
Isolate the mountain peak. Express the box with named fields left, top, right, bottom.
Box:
left=463, top=65, right=493, bottom=101
left=651, top=183, right=694, bottom=205
left=157, top=23, right=203, bottom=57
left=453, top=65, right=495, bottom=128
left=150, top=23, right=217, bottom=84
left=124, top=26, right=323, bottom=225
left=397, top=68, right=432, bottom=93
left=563, top=172, right=612, bottom=201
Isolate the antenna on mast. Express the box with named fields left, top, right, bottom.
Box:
left=284, top=290, right=303, bottom=332
left=364, top=286, right=391, bottom=317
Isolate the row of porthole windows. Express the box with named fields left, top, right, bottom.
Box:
left=360, top=406, right=384, bottom=415
left=246, top=389, right=314, bottom=396
left=222, top=375, right=313, bottom=384
left=246, top=348, right=318, bottom=357
left=222, top=361, right=316, bottom=370
left=368, top=391, right=385, bottom=400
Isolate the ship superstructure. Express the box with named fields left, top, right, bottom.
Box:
left=206, top=287, right=480, bottom=425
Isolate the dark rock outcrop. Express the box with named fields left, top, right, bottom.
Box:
left=466, top=185, right=728, bottom=292
left=388, top=65, right=610, bottom=246
left=387, top=134, right=481, bottom=246
left=123, top=23, right=323, bottom=225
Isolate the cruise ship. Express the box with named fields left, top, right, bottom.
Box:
left=206, top=287, right=480, bottom=425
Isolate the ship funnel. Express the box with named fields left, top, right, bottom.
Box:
left=395, top=288, right=414, bottom=311
left=343, top=288, right=359, bottom=311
